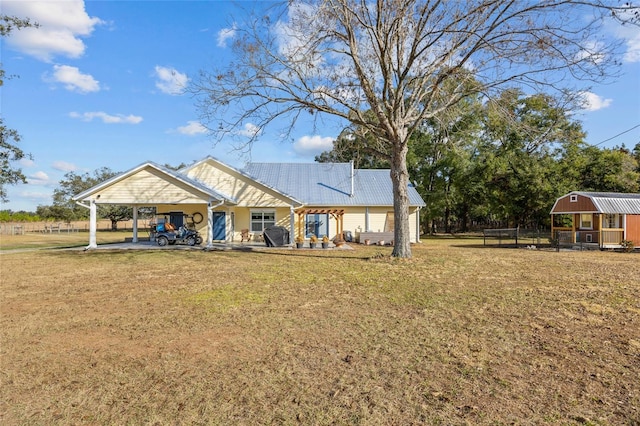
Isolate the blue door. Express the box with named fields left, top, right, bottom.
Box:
left=212, top=212, right=226, bottom=240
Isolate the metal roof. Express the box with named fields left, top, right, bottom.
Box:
left=574, top=191, right=640, bottom=214
left=242, top=162, right=426, bottom=207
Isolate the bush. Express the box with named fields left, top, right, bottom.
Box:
left=620, top=240, right=635, bottom=253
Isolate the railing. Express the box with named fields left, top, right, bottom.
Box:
left=601, top=229, right=624, bottom=245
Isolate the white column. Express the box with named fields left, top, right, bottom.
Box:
left=415, top=206, right=421, bottom=243
left=132, top=206, right=138, bottom=243
left=206, top=203, right=214, bottom=248
left=88, top=199, right=97, bottom=249
left=289, top=206, right=295, bottom=244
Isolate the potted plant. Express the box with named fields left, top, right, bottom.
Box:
left=333, top=236, right=345, bottom=247
left=295, top=235, right=304, bottom=248
left=309, top=234, right=318, bottom=249
left=321, top=235, right=330, bottom=249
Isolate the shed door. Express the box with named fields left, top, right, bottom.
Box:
left=212, top=212, right=226, bottom=240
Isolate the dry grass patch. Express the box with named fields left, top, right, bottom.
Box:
left=1, top=241, right=638, bottom=424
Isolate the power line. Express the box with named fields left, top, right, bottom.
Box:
left=589, top=123, right=640, bottom=148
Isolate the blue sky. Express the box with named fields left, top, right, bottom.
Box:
left=1, top=1, right=639, bottom=212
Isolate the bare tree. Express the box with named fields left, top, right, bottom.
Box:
left=192, top=0, right=638, bottom=258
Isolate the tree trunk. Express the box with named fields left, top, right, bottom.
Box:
left=390, top=142, right=412, bottom=258
left=111, top=219, right=118, bottom=231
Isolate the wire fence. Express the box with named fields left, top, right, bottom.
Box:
left=0, top=220, right=149, bottom=235
left=483, top=228, right=551, bottom=247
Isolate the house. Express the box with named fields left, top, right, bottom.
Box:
left=73, top=156, right=426, bottom=249
left=550, top=191, right=640, bottom=249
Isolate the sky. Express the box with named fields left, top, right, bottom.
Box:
left=1, top=0, right=639, bottom=212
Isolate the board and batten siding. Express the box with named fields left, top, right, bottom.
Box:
left=95, top=168, right=208, bottom=205
left=626, top=215, right=640, bottom=245
left=185, top=161, right=292, bottom=208
left=552, top=194, right=598, bottom=213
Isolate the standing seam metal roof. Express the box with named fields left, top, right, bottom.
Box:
left=241, top=162, right=425, bottom=207
left=571, top=191, right=640, bottom=214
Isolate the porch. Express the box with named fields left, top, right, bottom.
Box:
left=553, top=228, right=625, bottom=249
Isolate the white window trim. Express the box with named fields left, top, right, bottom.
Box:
left=250, top=209, right=276, bottom=233
left=570, top=194, right=578, bottom=202
left=580, top=213, right=593, bottom=230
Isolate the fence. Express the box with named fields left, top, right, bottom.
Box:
left=483, top=228, right=549, bottom=247
left=0, top=219, right=150, bottom=235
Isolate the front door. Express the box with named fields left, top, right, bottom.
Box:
left=212, top=212, right=226, bottom=240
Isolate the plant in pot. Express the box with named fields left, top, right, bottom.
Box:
left=309, top=234, right=318, bottom=249
left=295, top=235, right=304, bottom=248
left=321, top=235, right=330, bottom=248
left=333, top=235, right=345, bottom=247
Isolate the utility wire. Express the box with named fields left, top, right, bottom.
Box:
left=589, top=123, right=640, bottom=148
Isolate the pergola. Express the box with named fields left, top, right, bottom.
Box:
left=294, top=208, right=344, bottom=240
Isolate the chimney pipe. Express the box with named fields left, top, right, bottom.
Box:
left=350, top=160, right=354, bottom=197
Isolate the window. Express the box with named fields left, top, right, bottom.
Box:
left=580, top=213, right=592, bottom=229
left=305, top=214, right=328, bottom=237
left=603, top=214, right=619, bottom=229
left=570, top=194, right=578, bottom=202
left=251, top=210, right=275, bottom=232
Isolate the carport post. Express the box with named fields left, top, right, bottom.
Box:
left=132, top=206, right=138, bottom=243
left=88, top=199, right=97, bottom=249
left=207, top=205, right=214, bottom=248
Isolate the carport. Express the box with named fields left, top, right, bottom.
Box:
left=72, top=162, right=236, bottom=250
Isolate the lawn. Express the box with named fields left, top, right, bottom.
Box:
left=1, top=238, right=638, bottom=424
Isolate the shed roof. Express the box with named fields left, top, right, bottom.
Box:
left=242, top=162, right=426, bottom=207
left=552, top=191, right=640, bottom=214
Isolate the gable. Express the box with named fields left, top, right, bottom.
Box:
left=183, top=158, right=298, bottom=208
left=551, top=193, right=597, bottom=213
left=74, top=164, right=220, bottom=205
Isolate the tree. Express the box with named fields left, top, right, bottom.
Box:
left=579, top=146, right=640, bottom=193
left=51, top=168, right=132, bottom=230
left=192, top=0, right=638, bottom=257
left=0, top=15, right=38, bottom=202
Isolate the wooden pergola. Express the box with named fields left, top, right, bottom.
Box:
left=295, top=208, right=344, bottom=240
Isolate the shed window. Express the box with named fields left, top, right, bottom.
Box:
left=580, top=214, right=593, bottom=229
left=251, top=210, right=275, bottom=233
left=570, top=194, right=578, bottom=202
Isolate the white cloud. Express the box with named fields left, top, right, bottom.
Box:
left=574, top=40, right=606, bottom=65
left=52, top=161, right=77, bottom=172
left=217, top=24, right=237, bottom=48
left=176, top=121, right=208, bottom=136
left=293, top=135, right=334, bottom=155
left=154, top=65, right=188, bottom=95
left=2, top=0, right=103, bottom=62
left=579, top=91, right=613, bottom=112
left=69, top=111, right=143, bottom=124
left=49, top=65, right=100, bottom=93
left=237, top=123, right=262, bottom=138
left=18, top=190, right=53, bottom=202
left=607, top=10, right=640, bottom=63
left=18, top=158, right=35, bottom=167
left=27, top=171, right=51, bottom=185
